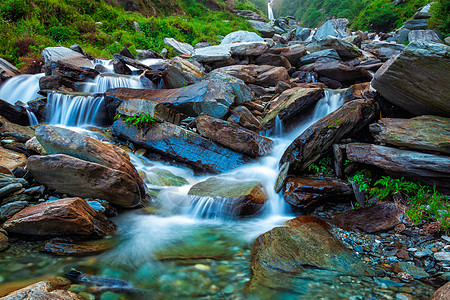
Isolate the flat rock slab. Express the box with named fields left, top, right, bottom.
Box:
left=280, top=99, right=378, bottom=174
left=372, top=41, right=450, bottom=117
left=346, top=143, right=450, bottom=189
left=27, top=154, right=142, bottom=207
left=249, top=216, right=375, bottom=289
left=283, top=177, right=353, bottom=208
left=105, top=79, right=235, bottom=119
left=112, top=119, right=252, bottom=174
left=370, top=115, right=450, bottom=155
left=0, top=147, right=27, bottom=170
left=3, top=197, right=116, bottom=237
left=41, top=237, right=115, bottom=256
left=188, top=177, right=268, bottom=217
left=196, top=114, right=273, bottom=157
left=41, top=46, right=94, bottom=70
left=331, top=202, right=403, bottom=233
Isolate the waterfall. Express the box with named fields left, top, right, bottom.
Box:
left=46, top=92, right=105, bottom=126
left=26, top=109, right=39, bottom=126
left=131, top=89, right=347, bottom=219
left=82, top=73, right=143, bottom=93
left=268, top=0, right=275, bottom=21
left=0, top=73, right=44, bottom=105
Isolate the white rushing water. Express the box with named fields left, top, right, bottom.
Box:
left=0, top=73, right=44, bottom=105
left=82, top=73, right=144, bottom=93
left=268, top=0, right=275, bottom=21
left=46, top=92, right=105, bottom=126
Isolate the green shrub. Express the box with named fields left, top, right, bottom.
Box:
left=49, top=26, right=75, bottom=42
left=115, top=113, right=157, bottom=128
left=2, top=0, right=29, bottom=21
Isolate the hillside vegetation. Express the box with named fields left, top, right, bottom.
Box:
left=251, top=0, right=449, bottom=36
left=0, top=0, right=259, bottom=68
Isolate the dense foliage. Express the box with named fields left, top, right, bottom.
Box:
left=251, top=0, right=441, bottom=34
left=0, top=0, right=258, bottom=67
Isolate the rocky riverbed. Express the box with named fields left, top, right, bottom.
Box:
left=0, top=6, right=450, bottom=300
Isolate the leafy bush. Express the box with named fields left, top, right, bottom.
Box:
left=49, top=26, right=74, bottom=42
left=429, top=0, right=450, bottom=37
left=2, top=0, right=29, bottom=21
left=307, top=157, right=333, bottom=175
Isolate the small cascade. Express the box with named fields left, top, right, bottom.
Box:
left=26, top=109, right=39, bottom=126
left=0, top=73, right=44, bottom=105
left=83, top=73, right=144, bottom=93
left=93, top=59, right=114, bottom=73
left=305, top=29, right=316, bottom=42
left=46, top=92, right=105, bottom=126
left=185, top=196, right=237, bottom=220
left=268, top=0, right=275, bottom=20
left=272, top=115, right=283, bottom=137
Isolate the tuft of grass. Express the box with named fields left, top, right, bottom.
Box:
left=115, top=113, right=157, bottom=128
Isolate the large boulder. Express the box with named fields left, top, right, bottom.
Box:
left=247, top=20, right=275, bottom=38
left=3, top=198, right=116, bottom=237
left=112, top=119, right=252, bottom=173
left=430, top=281, right=450, bottom=300
left=314, top=61, right=372, bottom=84
left=162, top=56, right=204, bottom=89
left=41, top=47, right=94, bottom=72
left=191, top=45, right=232, bottom=64
left=116, top=98, right=182, bottom=125
left=372, top=42, right=450, bottom=117
left=331, top=202, right=403, bottom=233
left=299, top=49, right=340, bottom=65
left=403, top=19, right=428, bottom=30
left=188, top=177, right=268, bottom=217
left=221, top=30, right=265, bottom=44
left=284, top=177, right=353, bottom=208
left=313, top=18, right=350, bottom=41
left=279, top=45, right=307, bottom=65
left=0, top=100, right=31, bottom=126
left=196, top=114, right=273, bottom=157
left=27, top=155, right=142, bottom=207
left=230, top=42, right=269, bottom=56
left=105, top=80, right=235, bottom=119
left=346, top=143, right=450, bottom=190
left=280, top=99, right=379, bottom=173
left=370, top=115, right=450, bottom=155
left=408, top=30, right=443, bottom=43
left=316, top=36, right=362, bottom=59
left=254, top=66, right=289, bottom=87
left=260, top=88, right=324, bottom=130
left=362, top=41, right=406, bottom=61
left=163, top=38, right=194, bottom=55
left=249, top=216, right=375, bottom=289
left=203, top=71, right=253, bottom=104
left=35, top=125, right=146, bottom=195
left=215, top=65, right=258, bottom=83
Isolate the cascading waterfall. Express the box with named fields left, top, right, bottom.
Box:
left=130, top=89, right=347, bottom=220
left=83, top=73, right=144, bottom=93
left=0, top=73, right=44, bottom=105
left=46, top=92, right=105, bottom=126
left=26, top=109, right=39, bottom=126
left=268, top=0, right=275, bottom=21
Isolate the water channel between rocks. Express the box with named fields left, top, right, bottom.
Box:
left=0, top=76, right=436, bottom=299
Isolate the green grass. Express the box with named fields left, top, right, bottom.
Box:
left=115, top=112, right=157, bottom=128
left=0, top=0, right=258, bottom=67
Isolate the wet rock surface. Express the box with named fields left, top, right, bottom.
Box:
left=3, top=197, right=116, bottom=237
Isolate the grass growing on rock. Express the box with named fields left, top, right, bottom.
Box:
left=0, top=0, right=258, bottom=67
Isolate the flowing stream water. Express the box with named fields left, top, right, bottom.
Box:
left=0, top=73, right=437, bottom=298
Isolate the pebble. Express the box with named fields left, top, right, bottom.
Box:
left=223, top=285, right=234, bottom=294
left=414, top=249, right=433, bottom=258
left=194, top=264, right=210, bottom=271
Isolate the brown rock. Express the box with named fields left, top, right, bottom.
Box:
left=255, top=53, right=291, bottom=69
left=369, top=115, right=450, bottom=155
left=25, top=137, right=47, bottom=155
left=280, top=99, right=379, bottom=173
left=0, top=147, right=27, bottom=170
left=314, top=61, right=372, bottom=84
left=331, top=202, right=404, bottom=233
left=41, top=237, right=115, bottom=256
left=343, top=82, right=375, bottom=102
left=3, top=197, right=116, bottom=237
left=227, top=106, right=260, bottom=132
left=35, top=125, right=145, bottom=195
left=430, top=281, right=450, bottom=300
left=280, top=45, right=307, bottom=65
left=254, top=66, right=289, bottom=87
left=188, top=177, right=268, bottom=217
left=0, top=231, right=9, bottom=251
left=27, top=155, right=142, bottom=207
left=249, top=216, right=375, bottom=289
left=215, top=65, right=257, bottom=83
left=0, top=116, right=35, bottom=141
left=0, top=100, right=30, bottom=126
left=260, top=88, right=324, bottom=130
left=196, top=114, right=273, bottom=157
left=283, top=177, right=353, bottom=208
left=346, top=143, right=450, bottom=190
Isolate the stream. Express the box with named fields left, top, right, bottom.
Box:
left=0, top=62, right=437, bottom=299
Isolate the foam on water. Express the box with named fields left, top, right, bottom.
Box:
left=0, top=73, right=44, bottom=105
